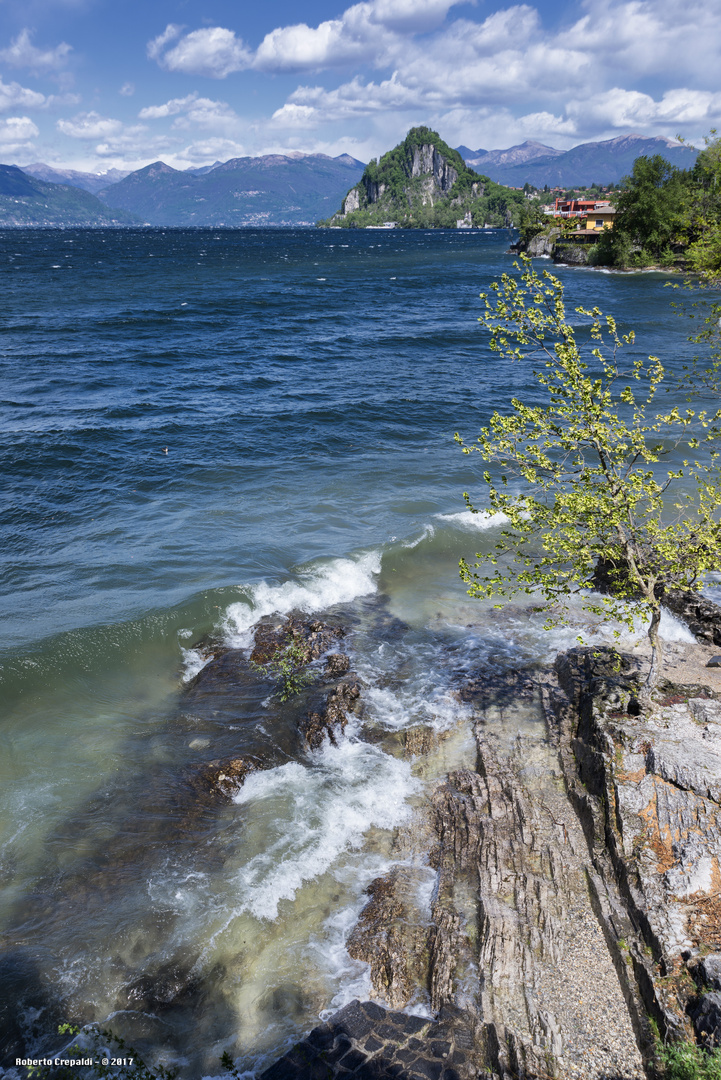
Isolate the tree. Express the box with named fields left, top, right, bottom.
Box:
left=456, top=257, right=721, bottom=699
left=608, top=154, right=691, bottom=265
left=685, top=131, right=721, bottom=274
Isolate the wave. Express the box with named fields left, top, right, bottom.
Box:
left=221, top=551, right=381, bottom=647
left=228, top=738, right=418, bottom=921
left=435, top=509, right=508, bottom=531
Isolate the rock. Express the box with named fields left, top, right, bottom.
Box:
left=250, top=615, right=345, bottom=666
left=346, top=869, right=429, bottom=1009
left=553, top=242, right=590, bottom=265
left=700, top=955, right=721, bottom=990
left=121, top=961, right=200, bottom=1013
left=343, top=188, right=360, bottom=215
left=300, top=680, right=361, bottom=749
left=188, top=754, right=264, bottom=800
left=708, top=656, right=721, bottom=668
left=526, top=228, right=560, bottom=256
left=663, top=590, right=721, bottom=647
left=324, top=653, right=350, bottom=677
left=550, top=647, right=721, bottom=1046
left=591, top=553, right=721, bottom=646
left=690, top=992, right=721, bottom=1047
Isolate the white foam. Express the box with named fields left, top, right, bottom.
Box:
left=659, top=606, right=697, bottom=643
left=181, top=646, right=211, bottom=683
left=229, top=739, right=418, bottom=921
left=365, top=682, right=471, bottom=733
left=435, top=509, right=509, bottom=531
left=222, top=551, right=380, bottom=647
left=402, top=523, right=435, bottom=549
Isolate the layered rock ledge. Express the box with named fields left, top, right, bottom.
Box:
left=258, top=624, right=721, bottom=1079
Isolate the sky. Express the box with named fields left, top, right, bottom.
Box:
left=0, top=0, right=719, bottom=174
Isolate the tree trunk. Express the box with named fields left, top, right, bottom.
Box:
left=642, top=604, right=663, bottom=702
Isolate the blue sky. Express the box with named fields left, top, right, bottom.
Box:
left=0, top=0, right=719, bottom=173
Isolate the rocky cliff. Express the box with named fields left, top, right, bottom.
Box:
left=322, top=126, right=525, bottom=229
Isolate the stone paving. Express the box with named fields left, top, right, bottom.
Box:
left=259, top=1000, right=474, bottom=1080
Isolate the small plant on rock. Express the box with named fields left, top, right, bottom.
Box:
left=252, top=636, right=315, bottom=701
left=659, top=1038, right=721, bottom=1080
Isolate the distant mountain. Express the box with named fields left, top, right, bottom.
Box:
left=0, top=164, right=139, bottom=226
left=456, top=134, right=698, bottom=187
left=454, top=145, right=482, bottom=160
left=185, top=161, right=223, bottom=176
left=19, top=162, right=130, bottom=194
left=97, top=153, right=366, bottom=226
left=459, top=140, right=562, bottom=170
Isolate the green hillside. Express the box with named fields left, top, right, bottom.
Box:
left=0, top=164, right=138, bottom=226
left=321, top=127, right=526, bottom=228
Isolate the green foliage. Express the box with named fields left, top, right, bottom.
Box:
left=658, top=1038, right=721, bottom=1080
left=251, top=636, right=315, bottom=700
left=517, top=201, right=549, bottom=243
left=594, top=133, right=721, bottom=268
left=456, top=256, right=721, bottom=696
left=27, top=1025, right=178, bottom=1080
left=325, top=126, right=526, bottom=229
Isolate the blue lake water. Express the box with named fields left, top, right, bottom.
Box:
left=0, top=227, right=704, bottom=1075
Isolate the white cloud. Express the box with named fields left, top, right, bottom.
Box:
left=178, top=137, right=247, bottom=162
left=0, top=77, right=45, bottom=113
left=0, top=115, right=39, bottom=152
left=559, top=0, right=721, bottom=83
left=0, top=30, right=71, bottom=72
left=57, top=111, right=124, bottom=139
left=139, top=94, right=199, bottom=120
left=120, top=83, right=135, bottom=97
left=139, top=93, right=241, bottom=136
left=147, top=24, right=183, bottom=62
left=270, top=102, right=319, bottom=128
left=566, top=88, right=721, bottom=133
left=149, top=25, right=251, bottom=78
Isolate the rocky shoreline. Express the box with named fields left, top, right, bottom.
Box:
left=16, top=597, right=721, bottom=1078
left=234, top=597, right=721, bottom=1079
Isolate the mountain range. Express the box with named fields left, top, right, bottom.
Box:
left=0, top=132, right=703, bottom=227
left=455, top=134, right=699, bottom=187
left=96, top=153, right=366, bottom=227
left=0, top=164, right=137, bottom=226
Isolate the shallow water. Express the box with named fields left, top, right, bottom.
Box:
left=0, top=227, right=706, bottom=1074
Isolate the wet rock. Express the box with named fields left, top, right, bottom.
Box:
left=188, top=754, right=264, bottom=800
left=183, top=647, right=262, bottom=702
left=324, top=652, right=350, bottom=677
left=591, top=554, right=721, bottom=646
left=663, top=590, right=721, bottom=648
left=300, top=681, right=360, bottom=750
left=250, top=615, right=345, bottom=666
left=346, top=869, right=429, bottom=1010
left=121, top=962, right=201, bottom=1013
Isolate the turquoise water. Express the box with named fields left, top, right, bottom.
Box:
left=0, top=228, right=701, bottom=1074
